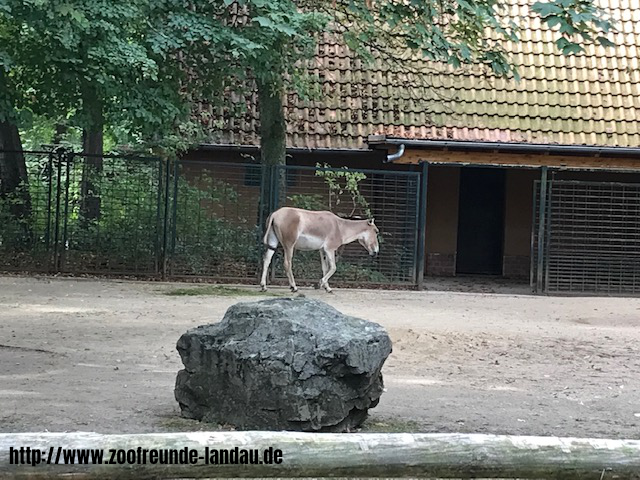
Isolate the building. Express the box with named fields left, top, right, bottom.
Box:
left=190, top=0, right=640, bottom=294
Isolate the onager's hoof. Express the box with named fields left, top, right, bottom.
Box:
left=324, top=286, right=333, bottom=294
left=260, top=285, right=267, bottom=292
left=290, top=286, right=298, bottom=293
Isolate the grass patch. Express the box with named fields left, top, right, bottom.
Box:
left=157, top=415, right=236, bottom=432
left=163, top=285, right=283, bottom=297
left=359, top=417, right=424, bottom=433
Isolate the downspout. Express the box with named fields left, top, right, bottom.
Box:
left=385, top=144, right=406, bottom=163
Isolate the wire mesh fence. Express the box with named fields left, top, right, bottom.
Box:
left=0, top=149, right=165, bottom=275
left=168, top=160, right=263, bottom=280
left=1, top=150, right=422, bottom=286
left=61, top=153, right=165, bottom=275
left=532, top=179, right=640, bottom=295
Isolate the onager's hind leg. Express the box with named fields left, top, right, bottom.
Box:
left=260, top=248, right=276, bottom=291
left=283, top=246, right=298, bottom=293
left=319, top=249, right=337, bottom=293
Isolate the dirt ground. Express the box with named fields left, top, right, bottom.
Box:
left=1, top=274, right=639, bottom=439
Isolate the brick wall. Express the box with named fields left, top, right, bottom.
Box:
left=426, top=253, right=456, bottom=276
left=503, top=255, right=530, bottom=279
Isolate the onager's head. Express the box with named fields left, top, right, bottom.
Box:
left=358, top=218, right=380, bottom=257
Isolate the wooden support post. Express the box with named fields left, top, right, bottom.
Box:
left=1, top=432, right=640, bottom=479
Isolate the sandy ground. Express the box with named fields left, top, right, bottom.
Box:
left=1, top=274, right=639, bottom=439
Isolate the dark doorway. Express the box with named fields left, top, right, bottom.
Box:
left=456, top=167, right=506, bottom=275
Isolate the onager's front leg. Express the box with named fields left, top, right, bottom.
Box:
left=318, top=250, right=328, bottom=290
left=283, top=246, right=298, bottom=293
left=319, top=249, right=337, bottom=293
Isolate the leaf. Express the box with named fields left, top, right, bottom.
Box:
left=545, top=16, right=562, bottom=29
left=560, top=42, right=584, bottom=55
left=532, top=1, right=562, bottom=18
left=597, top=36, right=615, bottom=48
left=253, top=16, right=275, bottom=28
left=558, top=21, right=577, bottom=35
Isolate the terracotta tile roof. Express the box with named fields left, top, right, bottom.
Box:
left=204, top=0, right=640, bottom=149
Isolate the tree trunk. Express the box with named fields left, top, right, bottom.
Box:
left=0, top=67, right=31, bottom=230
left=0, top=119, right=32, bottom=245
left=257, top=78, right=287, bottom=228
left=0, top=121, right=29, bottom=198
left=80, top=84, right=104, bottom=224
left=257, top=79, right=286, bottom=168
left=52, top=123, right=67, bottom=145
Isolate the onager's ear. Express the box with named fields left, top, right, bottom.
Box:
left=368, top=218, right=375, bottom=226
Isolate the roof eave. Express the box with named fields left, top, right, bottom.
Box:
left=368, top=136, right=640, bottom=159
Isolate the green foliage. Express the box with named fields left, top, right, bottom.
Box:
left=315, top=163, right=371, bottom=217
left=172, top=171, right=261, bottom=277
left=238, top=0, right=330, bottom=96
left=1, top=0, right=617, bottom=158
left=0, top=0, right=268, bottom=156
left=287, top=193, right=325, bottom=210
left=0, top=157, right=268, bottom=276
left=334, top=261, right=389, bottom=283
left=532, top=0, right=616, bottom=55
left=0, top=183, right=36, bottom=250
left=325, top=0, right=615, bottom=80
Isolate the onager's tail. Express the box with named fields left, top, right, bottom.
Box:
left=263, top=213, right=278, bottom=250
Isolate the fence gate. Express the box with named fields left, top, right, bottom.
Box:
left=532, top=179, right=640, bottom=295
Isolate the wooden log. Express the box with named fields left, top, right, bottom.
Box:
left=1, top=431, right=640, bottom=479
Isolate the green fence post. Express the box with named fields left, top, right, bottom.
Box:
left=416, top=162, right=429, bottom=289
left=535, top=166, right=549, bottom=292
left=169, top=158, right=179, bottom=277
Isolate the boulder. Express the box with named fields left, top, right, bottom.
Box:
left=174, top=297, right=392, bottom=432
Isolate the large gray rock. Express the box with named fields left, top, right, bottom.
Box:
left=174, top=297, right=392, bottom=432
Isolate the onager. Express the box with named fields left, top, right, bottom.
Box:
left=260, top=207, right=380, bottom=293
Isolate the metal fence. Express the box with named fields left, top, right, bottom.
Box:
left=0, top=149, right=165, bottom=275
left=167, top=159, right=263, bottom=280
left=1, top=150, right=422, bottom=287
left=532, top=179, right=640, bottom=295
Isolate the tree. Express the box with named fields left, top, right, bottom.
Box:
left=0, top=0, right=261, bottom=223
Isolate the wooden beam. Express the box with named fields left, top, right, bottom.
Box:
left=396, top=149, right=640, bottom=171
left=1, top=432, right=640, bottom=479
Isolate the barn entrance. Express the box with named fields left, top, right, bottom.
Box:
left=456, top=167, right=506, bottom=275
